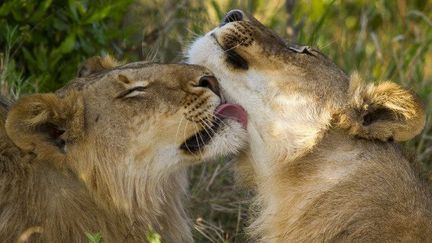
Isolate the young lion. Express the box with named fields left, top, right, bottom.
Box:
left=188, top=10, right=432, bottom=242
left=0, top=58, right=248, bottom=242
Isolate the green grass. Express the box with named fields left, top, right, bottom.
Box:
left=0, top=26, right=32, bottom=98
left=85, top=232, right=102, bottom=243
left=1, top=1, right=431, bottom=242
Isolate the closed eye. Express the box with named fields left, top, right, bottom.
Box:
left=288, top=45, right=315, bottom=56
left=116, top=86, right=148, bottom=99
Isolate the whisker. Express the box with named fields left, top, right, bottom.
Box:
left=199, top=116, right=216, bottom=145
left=175, top=115, right=185, bottom=145
left=192, top=121, right=206, bottom=158
left=211, top=114, right=229, bottom=129
left=200, top=113, right=215, bottom=130
left=203, top=114, right=222, bottom=135
left=198, top=118, right=212, bottom=137
left=183, top=120, right=193, bottom=154
left=185, top=28, right=202, bottom=38
left=222, top=39, right=247, bottom=52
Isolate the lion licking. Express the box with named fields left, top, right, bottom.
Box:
left=0, top=57, right=247, bottom=242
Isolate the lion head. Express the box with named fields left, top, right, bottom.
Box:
left=2, top=58, right=247, bottom=242
left=188, top=9, right=425, bottom=164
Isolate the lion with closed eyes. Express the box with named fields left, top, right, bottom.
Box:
left=0, top=57, right=247, bottom=242
left=188, top=9, right=431, bottom=243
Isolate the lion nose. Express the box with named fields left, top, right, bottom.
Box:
left=198, top=76, right=220, bottom=97
left=220, top=9, right=244, bottom=26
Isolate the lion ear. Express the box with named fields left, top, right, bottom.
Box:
left=77, top=55, right=119, bottom=77
left=5, top=92, right=85, bottom=161
left=337, top=73, right=425, bottom=142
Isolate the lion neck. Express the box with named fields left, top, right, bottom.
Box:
left=59, top=146, right=192, bottom=242
left=244, top=129, right=385, bottom=241
left=240, top=97, right=333, bottom=181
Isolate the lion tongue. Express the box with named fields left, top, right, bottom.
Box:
left=215, top=104, right=248, bottom=128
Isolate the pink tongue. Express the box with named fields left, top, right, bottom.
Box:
left=215, top=104, right=248, bottom=128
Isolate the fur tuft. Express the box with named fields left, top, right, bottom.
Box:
left=336, top=73, right=425, bottom=141
left=77, top=55, right=120, bottom=77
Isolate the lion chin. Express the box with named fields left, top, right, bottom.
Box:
left=188, top=9, right=431, bottom=243
left=0, top=57, right=247, bottom=242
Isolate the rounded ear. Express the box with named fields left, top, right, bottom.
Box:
left=336, top=73, right=426, bottom=142
left=5, top=92, right=85, bottom=161
left=77, top=55, right=119, bottom=77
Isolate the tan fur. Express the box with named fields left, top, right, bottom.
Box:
left=336, top=73, right=425, bottom=142
left=188, top=10, right=431, bottom=242
left=6, top=92, right=85, bottom=168
left=0, top=60, right=246, bottom=242
left=77, top=55, right=120, bottom=77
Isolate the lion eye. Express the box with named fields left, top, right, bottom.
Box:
left=116, top=86, right=147, bottom=99
left=288, top=45, right=315, bottom=56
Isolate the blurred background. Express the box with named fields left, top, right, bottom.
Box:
left=1, top=0, right=431, bottom=242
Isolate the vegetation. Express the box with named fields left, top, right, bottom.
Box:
left=85, top=232, right=102, bottom=243
left=0, top=0, right=132, bottom=92
left=1, top=0, right=431, bottom=242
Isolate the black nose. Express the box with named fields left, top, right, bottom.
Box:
left=198, top=76, right=220, bottom=97
left=221, top=9, right=244, bottom=26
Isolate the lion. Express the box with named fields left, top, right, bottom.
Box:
left=187, top=9, right=432, bottom=242
left=0, top=57, right=248, bottom=242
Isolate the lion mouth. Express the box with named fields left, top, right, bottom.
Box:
left=180, top=119, right=221, bottom=153
left=180, top=103, right=247, bottom=153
